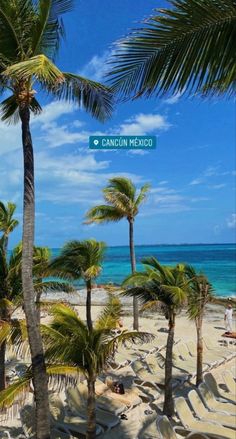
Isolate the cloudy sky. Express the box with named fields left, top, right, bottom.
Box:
left=1, top=0, right=235, bottom=248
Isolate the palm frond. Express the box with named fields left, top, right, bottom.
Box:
left=85, top=205, right=124, bottom=224
left=108, top=0, right=236, bottom=98
left=0, top=94, right=42, bottom=124
left=3, top=54, right=64, bottom=85
left=95, top=294, right=122, bottom=330
left=107, top=177, right=136, bottom=200
left=49, top=72, right=113, bottom=121
left=32, top=0, right=74, bottom=59
left=135, top=183, right=151, bottom=208
left=0, top=374, right=31, bottom=409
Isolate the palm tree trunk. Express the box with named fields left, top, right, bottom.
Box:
left=0, top=341, right=6, bottom=391
left=86, top=279, right=93, bottom=331
left=129, top=219, right=138, bottom=330
left=19, top=105, right=50, bottom=439
left=196, top=317, right=203, bottom=386
left=163, top=311, right=175, bottom=417
left=86, top=376, right=96, bottom=439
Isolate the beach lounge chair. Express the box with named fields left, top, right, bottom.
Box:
left=66, top=386, right=120, bottom=430
left=223, top=371, right=236, bottom=398
left=204, top=337, right=235, bottom=362
left=49, top=393, right=103, bottom=437
left=204, top=373, right=236, bottom=404
left=198, top=383, right=236, bottom=416
left=175, top=396, right=235, bottom=438
left=158, top=416, right=211, bottom=439
left=131, top=359, right=162, bottom=389
left=177, top=343, right=210, bottom=373
left=20, top=405, right=74, bottom=439
left=188, top=389, right=236, bottom=429
left=186, top=341, right=218, bottom=368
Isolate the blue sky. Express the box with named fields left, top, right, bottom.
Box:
left=1, top=0, right=235, bottom=248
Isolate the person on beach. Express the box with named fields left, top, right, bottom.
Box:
left=224, top=304, right=233, bottom=334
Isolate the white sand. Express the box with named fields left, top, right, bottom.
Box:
left=1, top=292, right=236, bottom=438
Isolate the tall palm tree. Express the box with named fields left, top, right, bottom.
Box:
left=0, top=241, right=72, bottom=391
left=108, top=0, right=236, bottom=98
left=186, top=267, right=214, bottom=386
left=0, top=2, right=112, bottom=436
left=85, top=177, right=150, bottom=330
left=49, top=240, right=106, bottom=331
left=123, top=257, right=189, bottom=417
left=0, top=303, right=151, bottom=439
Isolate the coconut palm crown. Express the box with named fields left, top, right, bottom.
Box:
left=108, top=0, right=236, bottom=99
left=123, top=257, right=189, bottom=417
left=49, top=239, right=106, bottom=331
left=85, top=177, right=150, bottom=331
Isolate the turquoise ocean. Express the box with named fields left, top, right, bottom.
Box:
left=52, top=244, right=236, bottom=298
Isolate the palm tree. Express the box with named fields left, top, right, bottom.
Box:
left=0, top=241, right=72, bottom=391
left=123, top=257, right=189, bottom=417
left=0, top=2, right=112, bottom=436
left=0, top=201, right=19, bottom=391
left=186, top=267, right=214, bottom=386
left=49, top=240, right=106, bottom=331
left=0, top=303, right=151, bottom=439
left=108, top=0, right=236, bottom=98
left=85, top=177, right=150, bottom=330
left=0, top=202, right=19, bottom=251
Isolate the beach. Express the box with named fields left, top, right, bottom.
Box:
left=2, top=292, right=235, bottom=438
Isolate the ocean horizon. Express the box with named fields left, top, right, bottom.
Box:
left=51, top=243, right=236, bottom=298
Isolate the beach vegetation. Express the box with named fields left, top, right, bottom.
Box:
left=186, top=267, right=214, bottom=386
left=123, top=257, right=189, bottom=417
left=0, top=240, right=72, bottom=391
left=108, top=0, right=236, bottom=99
left=0, top=302, right=151, bottom=439
left=85, top=177, right=150, bottom=331
left=49, top=239, right=106, bottom=332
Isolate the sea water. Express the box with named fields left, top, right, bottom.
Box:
left=51, top=244, right=236, bottom=298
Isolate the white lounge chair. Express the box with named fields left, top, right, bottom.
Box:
left=188, top=389, right=236, bottom=429
left=198, top=383, right=236, bottom=416
left=49, top=393, right=103, bottom=437
left=66, top=386, right=120, bottom=430
left=186, top=340, right=218, bottom=368
left=223, top=371, right=236, bottom=399
left=20, top=405, right=74, bottom=439
left=204, top=373, right=236, bottom=404
left=158, top=415, right=211, bottom=439
left=175, top=396, right=235, bottom=438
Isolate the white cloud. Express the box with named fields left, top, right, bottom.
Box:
left=227, top=214, right=236, bottom=229
left=209, top=183, right=226, bottom=190
left=190, top=165, right=232, bottom=187
left=79, top=51, right=110, bottom=81
left=119, top=113, right=170, bottom=136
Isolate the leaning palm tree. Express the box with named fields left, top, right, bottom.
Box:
left=123, top=257, right=189, bottom=417
left=108, top=0, right=236, bottom=98
left=0, top=2, right=112, bottom=436
left=186, top=267, right=214, bottom=386
left=49, top=240, right=106, bottom=331
left=85, top=177, right=150, bottom=330
left=0, top=303, right=151, bottom=439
